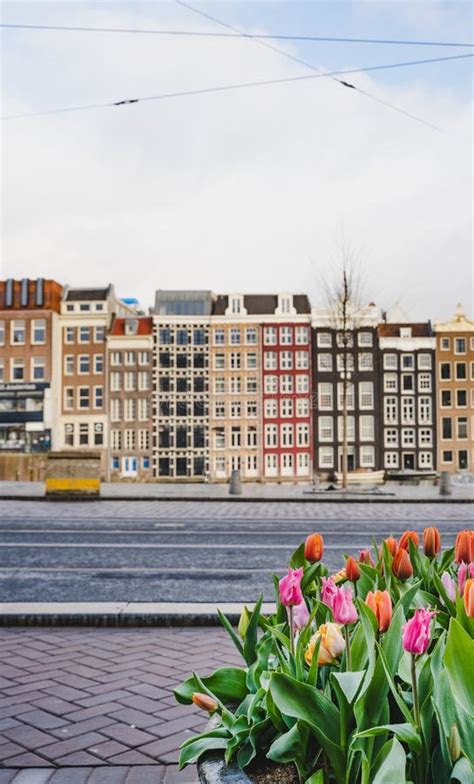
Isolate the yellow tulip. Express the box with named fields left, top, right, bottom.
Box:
left=305, top=623, right=345, bottom=666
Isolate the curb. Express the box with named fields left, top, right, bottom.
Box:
left=0, top=494, right=472, bottom=503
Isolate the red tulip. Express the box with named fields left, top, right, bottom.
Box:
left=392, top=548, right=413, bottom=580
left=398, top=531, right=419, bottom=551
left=455, top=530, right=474, bottom=564
left=345, top=556, right=361, bottom=583
left=381, top=537, right=398, bottom=558
left=305, top=533, right=324, bottom=563
left=359, top=548, right=374, bottom=567
left=192, top=693, right=218, bottom=713
left=365, top=590, right=392, bottom=632
left=423, top=527, right=441, bottom=558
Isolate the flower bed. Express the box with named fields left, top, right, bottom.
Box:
left=175, top=527, right=474, bottom=783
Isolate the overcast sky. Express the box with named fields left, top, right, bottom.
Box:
left=1, top=1, right=472, bottom=320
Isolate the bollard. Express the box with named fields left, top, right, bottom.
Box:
left=229, top=469, right=242, bottom=495
left=439, top=470, right=452, bottom=497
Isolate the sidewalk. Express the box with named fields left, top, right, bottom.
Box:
left=0, top=626, right=240, bottom=782
left=0, top=480, right=473, bottom=502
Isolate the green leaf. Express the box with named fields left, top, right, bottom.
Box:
left=178, top=734, right=228, bottom=769
left=305, top=772, right=325, bottom=784
left=243, top=595, right=264, bottom=666
left=395, top=580, right=422, bottom=614
left=356, top=723, right=422, bottom=752
left=332, top=670, right=365, bottom=705
left=451, top=757, right=474, bottom=783
left=444, top=618, right=474, bottom=716
left=267, top=721, right=309, bottom=764
left=377, top=644, right=414, bottom=725
left=174, top=667, right=248, bottom=705
left=217, top=609, right=244, bottom=658
left=290, top=542, right=306, bottom=568
left=372, top=738, right=407, bottom=784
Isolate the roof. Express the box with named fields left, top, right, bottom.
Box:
left=378, top=323, right=433, bottom=338
left=65, top=285, right=112, bottom=302
left=213, top=294, right=311, bottom=315
left=153, top=290, right=214, bottom=316
left=110, top=317, right=153, bottom=336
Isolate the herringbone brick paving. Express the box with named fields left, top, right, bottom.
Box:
left=0, top=627, right=242, bottom=783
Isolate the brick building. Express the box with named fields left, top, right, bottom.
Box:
left=0, top=278, right=63, bottom=452
left=108, top=316, right=154, bottom=480
left=434, top=304, right=474, bottom=473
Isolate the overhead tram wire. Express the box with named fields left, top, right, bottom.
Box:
left=1, top=22, right=473, bottom=47
left=3, top=52, right=472, bottom=121
left=174, top=0, right=448, bottom=130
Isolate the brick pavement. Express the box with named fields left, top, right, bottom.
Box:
left=0, top=627, right=242, bottom=783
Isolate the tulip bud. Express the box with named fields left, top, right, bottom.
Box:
left=192, top=693, right=218, bottom=714
left=423, top=527, right=441, bottom=558
left=238, top=606, right=250, bottom=640
left=346, top=556, right=361, bottom=582
left=305, top=533, right=324, bottom=563
left=398, top=530, right=419, bottom=551
left=455, top=529, right=474, bottom=564
left=448, top=724, right=461, bottom=763
left=358, top=548, right=374, bottom=567
left=365, top=590, right=392, bottom=633
left=392, top=548, right=413, bottom=580
left=380, top=537, right=398, bottom=559
left=464, top=578, right=474, bottom=618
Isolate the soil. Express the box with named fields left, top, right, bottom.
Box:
left=246, top=760, right=299, bottom=783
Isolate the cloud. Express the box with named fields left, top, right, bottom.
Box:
left=1, top=3, right=472, bottom=320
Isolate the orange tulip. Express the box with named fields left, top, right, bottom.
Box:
left=345, top=556, right=361, bottom=582
left=398, top=531, right=419, bottom=551
left=365, top=590, right=392, bottom=632
left=423, top=527, right=441, bottom=558
left=305, top=533, right=324, bottom=563
left=382, top=537, right=398, bottom=558
left=192, top=693, right=218, bottom=714
left=455, top=530, right=474, bottom=564
left=464, top=579, right=474, bottom=618
left=392, top=548, right=413, bottom=580
left=304, top=623, right=345, bottom=666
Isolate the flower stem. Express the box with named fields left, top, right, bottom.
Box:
left=288, top=606, right=295, bottom=657
left=344, top=625, right=352, bottom=671
left=411, top=654, right=420, bottom=730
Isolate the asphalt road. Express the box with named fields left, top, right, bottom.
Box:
left=0, top=500, right=471, bottom=602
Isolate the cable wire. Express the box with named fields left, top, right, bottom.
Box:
left=3, top=52, right=472, bottom=121
left=1, top=22, right=473, bottom=47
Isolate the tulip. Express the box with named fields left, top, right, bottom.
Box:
left=402, top=608, right=436, bottom=656
left=365, top=590, right=392, bottom=633
left=458, top=562, right=474, bottom=596
left=423, top=527, right=441, bottom=558
left=448, top=724, right=461, bottom=763
left=345, top=556, right=361, bottom=583
left=238, top=606, right=250, bottom=640
left=331, top=568, right=347, bottom=585
left=304, top=622, right=345, bottom=667
left=464, top=579, right=474, bottom=617
left=279, top=568, right=304, bottom=608
left=305, top=533, right=324, bottom=563
left=398, top=530, right=419, bottom=551
left=441, top=572, right=456, bottom=602
left=381, top=537, right=398, bottom=558
left=332, top=585, right=358, bottom=626
left=192, top=693, right=218, bottom=714
left=359, top=548, right=374, bottom=567
left=321, top=577, right=337, bottom=610
left=293, top=599, right=310, bottom=631
left=455, top=529, right=474, bottom=564
left=392, top=548, right=413, bottom=580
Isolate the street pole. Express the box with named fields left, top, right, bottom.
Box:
left=342, top=369, right=348, bottom=490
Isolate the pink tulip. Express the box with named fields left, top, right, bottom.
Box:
left=359, top=548, right=375, bottom=567
left=332, top=585, right=358, bottom=625
left=402, top=609, right=436, bottom=655
left=279, top=568, right=304, bottom=607
left=293, top=599, right=310, bottom=630
left=458, top=562, right=474, bottom=596
left=441, top=572, right=456, bottom=601
left=321, top=577, right=337, bottom=610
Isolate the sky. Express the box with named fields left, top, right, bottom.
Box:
left=1, top=0, right=473, bottom=321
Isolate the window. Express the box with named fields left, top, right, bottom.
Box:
left=110, top=351, right=121, bottom=366
left=245, top=328, right=257, bottom=345
left=138, top=398, right=149, bottom=421
left=64, top=423, right=74, bottom=447
left=319, top=447, right=334, bottom=467
left=280, top=352, right=293, bottom=370
left=110, top=399, right=121, bottom=421
left=440, top=337, right=450, bottom=351
left=457, top=389, right=467, bottom=407
left=318, top=383, right=333, bottom=410
left=64, top=387, right=74, bottom=410
left=246, top=401, right=257, bottom=418
left=296, top=423, right=309, bottom=447
left=94, top=386, right=103, bottom=408
left=138, top=372, right=149, bottom=390
left=78, top=355, right=90, bottom=374
left=11, top=320, right=25, bottom=344
left=0, top=358, right=3, bottom=381
left=231, top=427, right=241, bottom=447
left=419, top=397, right=432, bottom=424
left=124, top=372, right=136, bottom=391
left=441, top=390, right=452, bottom=407
left=296, top=375, right=309, bottom=394
left=360, top=446, right=375, bottom=467
left=230, top=377, right=241, bottom=394
left=215, top=456, right=226, bottom=473
left=418, top=354, right=432, bottom=369
left=0, top=321, right=4, bottom=345
left=110, top=372, right=121, bottom=391
left=124, top=351, right=135, bottom=365
left=457, top=417, right=468, bottom=439
left=111, top=430, right=122, bottom=450
left=280, top=327, right=292, bottom=344
left=80, top=303, right=90, bottom=312
left=296, top=351, right=309, bottom=369
left=317, top=332, right=332, bottom=347
left=138, top=430, right=149, bottom=450
left=176, top=329, right=188, bottom=346
left=384, top=429, right=398, bottom=447
left=419, top=429, right=432, bottom=447
left=337, top=382, right=355, bottom=410
left=142, top=456, right=150, bottom=469
left=336, top=332, right=353, bottom=348
left=402, top=397, right=415, bottom=424
left=296, top=398, right=309, bottom=417
left=281, top=398, right=293, bottom=417
left=246, top=353, right=257, bottom=370
left=215, top=428, right=225, bottom=449
left=78, top=326, right=90, bottom=343
left=231, top=401, right=241, bottom=418
left=400, top=328, right=412, bottom=338
left=419, top=452, right=433, bottom=469
left=384, top=396, right=398, bottom=424
left=214, top=377, right=225, bottom=394
left=360, top=416, right=374, bottom=441
left=401, top=354, right=414, bottom=370
left=281, top=424, right=294, bottom=447
left=359, top=382, right=374, bottom=410
left=264, top=327, right=277, bottom=345
left=337, top=353, right=354, bottom=372
left=230, top=296, right=243, bottom=314
left=32, top=319, right=46, bottom=344
left=385, top=452, right=399, bottom=468
left=384, top=353, right=398, bottom=370
left=442, top=417, right=452, bottom=439
left=246, top=376, right=257, bottom=393
left=455, top=363, right=467, bottom=380
left=11, top=358, right=24, bottom=381
left=124, top=399, right=136, bottom=421
left=247, top=427, right=257, bottom=448
left=214, top=401, right=225, bottom=418
left=230, top=353, right=241, bottom=370
left=319, top=417, right=333, bottom=441
left=265, top=399, right=278, bottom=418
left=193, top=329, right=206, bottom=345
left=265, top=376, right=278, bottom=394
left=31, top=357, right=45, bottom=380
left=124, top=429, right=135, bottom=450
left=296, top=326, right=309, bottom=344
left=264, top=352, right=277, bottom=370
left=418, top=373, right=432, bottom=392
left=358, top=332, right=373, bottom=347
left=402, top=374, right=414, bottom=392
left=384, top=373, right=398, bottom=392
left=442, top=450, right=453, bottom=463
left=401, top=429, right=416, bottom=447
left=281, top=375, right=293, bottom=393
left=440, top=363, right=451, bottom=380
left=337, top=416, right=355, bottom=442
left=79, top=423, right=89, bottom=446
left=78, top=387, right=90, bottom=408
left=138, top=351, right=150, bottom=365
left=455, top=338, right=466, bottom=354
left=159, top=329, right=172, bottom=344
left=65, top=327, right=74, bottom=344
left=318, top=354, right=333, bottom=372
left=230, top=328, right=241, bottom=345
left=265, top=424, right=278, bottom=447
left=358, top=353, right=373, bottom=371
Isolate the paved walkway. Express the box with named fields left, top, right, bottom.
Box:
left=0, top=627, right=240, bottom=783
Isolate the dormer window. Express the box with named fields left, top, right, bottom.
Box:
left=277, top=294, right=295, bottom=315
left=231, top=296, right=242, bottom=314
left=225, top=295, right=246, bottom=316
left=281, top=296, right=291, bottom=313
left=125, top=319, right=138, bottom=336
left=400, top=327, right=412, bottom=338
